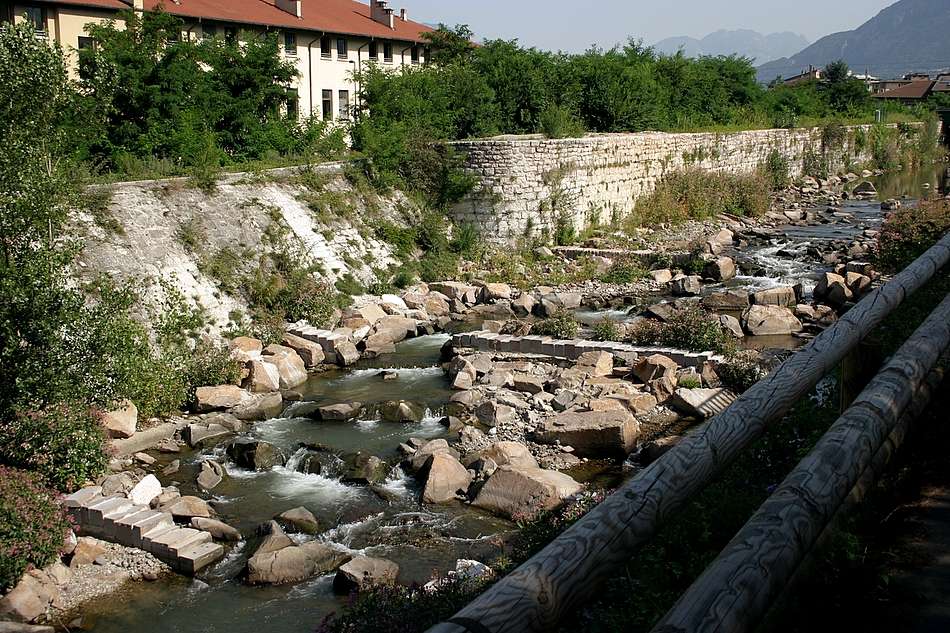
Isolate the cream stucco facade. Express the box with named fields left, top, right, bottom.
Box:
left=7, top=1, right=427, bottom=120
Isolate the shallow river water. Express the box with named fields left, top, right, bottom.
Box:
left=84, top=165, right=947, bottom=632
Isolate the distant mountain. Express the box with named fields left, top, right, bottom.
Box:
left=653, top=29, right=810, bottom=64
left=757, top=0, right=950, bottom=83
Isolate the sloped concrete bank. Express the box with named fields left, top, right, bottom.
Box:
left=74, top=166, right=417, bottom=336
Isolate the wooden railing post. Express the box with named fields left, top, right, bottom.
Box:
left=427, top=232, right=950, bottom=633
left=653, top=291, right=950, bottom=633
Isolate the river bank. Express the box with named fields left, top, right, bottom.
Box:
left=2, top=163, right=947, bottom=633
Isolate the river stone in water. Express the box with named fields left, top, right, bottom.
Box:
left=341, top=452, right=389, bottom=485
left=420, top=453, right=473, bottom=504
left=247, top=541, right=350, bottom=586
left=277, top=507, right=320, bottom=534
left=191, top=518, right=241, bottom=541
left=333, top=556, right=399, bottom=594
left=472, top=466, right=582, bottom=520
left=227, top=439, right=286, bottom=471
left=378, top=400, right=424, bottom=423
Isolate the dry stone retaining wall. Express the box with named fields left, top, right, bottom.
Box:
left=449, top=126, right=876, bottom=243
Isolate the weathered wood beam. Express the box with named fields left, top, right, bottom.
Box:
left=653, top=291, right=950, bottom=633
left=427, top=232, right=950, bottom=633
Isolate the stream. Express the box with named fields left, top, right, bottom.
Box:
left=82, top=164, right=947, bottom=633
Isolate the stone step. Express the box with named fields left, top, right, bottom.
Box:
left=63, top=486, right=103, bottom=509
left=450, top=331, right=721, bottom=367
left=115, top=509, right=174, bottom=549
left=147, top=528, right=211, bottom=561
left=177, top=540, right=226, bottom=574
left=140, top=522, right=179, bottom=551
left=84, top=496, right=135, bottom=531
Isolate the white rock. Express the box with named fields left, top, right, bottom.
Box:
left=128, top=474, right=162, bottom=506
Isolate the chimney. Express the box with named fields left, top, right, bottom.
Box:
left=400, top=8, right=407, bottom=21
left=370, top=1, right=395, bottom=29
left=275, top=0, right=303, bottom=18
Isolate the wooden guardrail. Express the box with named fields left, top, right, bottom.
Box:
left=653, top=291, right=950, bottom=633
left=427, top=232, right=950, bottom=633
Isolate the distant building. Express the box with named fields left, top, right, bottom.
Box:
left=3, top=0, right=434, bottom=121
left=782, top=65, right=822, bottom=86
left=873, top=80, right=937, bottom=104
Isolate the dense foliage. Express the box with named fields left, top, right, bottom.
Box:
left=0, top=466, right=71, bottom=592
left=77, top=9, right=345, bottom=177
left=352, top=26, right=927, bottom=199
left=874, top=199, right=950, bottom=273
left=628, top=307, right=736, bottom=355
left=0, top=23, right=247, bottom=494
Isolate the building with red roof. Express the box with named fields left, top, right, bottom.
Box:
left=4, top=0, right=433, bottom=120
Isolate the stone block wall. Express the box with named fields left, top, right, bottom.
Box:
left=449, top=126, right=877, bottom=243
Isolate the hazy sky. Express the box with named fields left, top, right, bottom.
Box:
left=404, top=0, right=897, bottom=52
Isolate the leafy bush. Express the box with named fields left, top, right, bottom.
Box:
left=627, top=168, right=770, bottom=227
left=176, top=341, right=242, bottom=404
left=717, top=350, right=768, bottom=393
left=874, top=199, right=950, bottom=273
left=539, top=104, right=586, bottom=139
left=801, top=146, right=829, bottom=179
left=629, top=307, right=735, bottom=354
left=0, top=404, right=107, bottom=491
left=531, top=311, right=580, bottom=339
left=0, top=466, right=70, bottom=591
left=600, top=259, right=647, bottom=284
left=678, top=374, right=702, bottom=389
left=761, top=148, right=790, bottom=190
left=591, top=318, right=621, bottom=342
left=418, top=250, right=461, bottom=283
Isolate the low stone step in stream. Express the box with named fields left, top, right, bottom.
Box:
left=452, top=332, right=721, bottom=368
left=64, top=486, right=225, bottom=574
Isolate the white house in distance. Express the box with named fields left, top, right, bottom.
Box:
left=4, top=0, right=433, bottom=121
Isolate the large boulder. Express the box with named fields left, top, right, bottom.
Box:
left=262, top=346, right=308, bottom=390
left=245, top=360, right=280, bottom=393
left=276, top=507, right=320, bottom=534
left=474, top=442, right=538, bottom=470
left=633, top=354, right=678, bottom=384
left=670, top=275, right=702, bottom=296
left=160, top=496, right=211, bottom=519
left=378, top=400, right=424, bottom=423
left=363, top=333, right=396, bottom=358
left=101, top=399, right=137, bottom=439
left=576, top=351, right=614, bottom=377
left=814, top=272, right=853, bottom=308
left=420, top=453, right=473, bottom=504
left=229, top=336, right=263, bottom=362
left=341, top=452, right=389, bottom=485
left=534, top=410, right=640, bottom=457
left=429, top=282, right=478, bottom=303
left=333, top=556, right=399, bottom=594
left=281, top=334, right=326, bottom=368
left=247, top=541, right=349, bottom=585
left=128, top=474, right=162, bottom=505
left=373, top=316, right=417, bottom=344
left=480, top=283, right=512, bottom=302
left=191, top=517, right=241, bottom=541
left=703, top=256, right=736, bottom=282
left=227, top=438, right=286, bottom=471
left=475, top=401, right=516, bottom=427
left=741, top=305, right=803, bottom=336
left=407, top=439, right=459, bottom=473
left=511, top=294, right=536, bottom=317
left=472, top=466, right=582, bottom=520
left=316, top=402, right=362, bottom=421
left=231, top=392, right=284, bottom=422
left=0, top=572, right=59, bottom=623
left=669, top=388, right=738, bottom=419
left=537, top=292, right=582, bottom=318
left=195, top=385, right=248, bottom=413
left=751, top=286, right=797, bottom=307
left=703, top=290, right=749, bottom=312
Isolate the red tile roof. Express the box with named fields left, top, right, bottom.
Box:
left=32, top=0, right=131, bottom=9
left=874, top=80, right=936, bottom=100
left=143, top=0, right=433, bottom=42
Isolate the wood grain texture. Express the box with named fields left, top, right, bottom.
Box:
left=427, top=233, right=950, bottom=633
left=653, top=292, right=950, bottom=633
